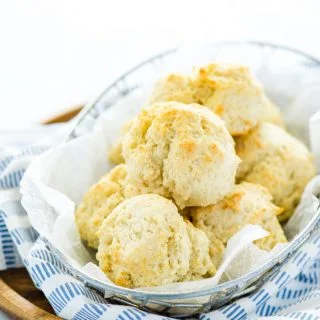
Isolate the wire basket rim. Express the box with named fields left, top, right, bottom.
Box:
left=48, top=41, right=320, bottom=301
left=44, top=203, right=320, bottom=300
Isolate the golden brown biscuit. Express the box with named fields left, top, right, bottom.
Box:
left=75, top=164, right=135, bottom=249
left=108, top=140, right=124, bottom=165
left=108, top=120, right=133, bottom=165
left=236, top=123, right=316, bottom=221
left=191, top=182, right=287, bottom=253
left=96, top=194, right=191, bottom=288
left=97, top=194, right=217, bottom=288
left=149, top=74, right=195, bottom=104
left=183, top=220, right=216, bottom=280
left=193, top=64, right=266, bottom=136
left=149, top=64, right=270, bottom=136
left=122, top=101, right=240, bottom=209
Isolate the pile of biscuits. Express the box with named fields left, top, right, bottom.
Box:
left=76, top=63, right=316, bottom=289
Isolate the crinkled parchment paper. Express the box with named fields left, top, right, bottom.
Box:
left=20, top=71, right=320, bottom=297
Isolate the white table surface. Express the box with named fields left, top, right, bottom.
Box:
left=0, top=0, right=320, bottom=128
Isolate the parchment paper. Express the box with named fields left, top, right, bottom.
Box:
left=20, top=70, right=320, bottom=296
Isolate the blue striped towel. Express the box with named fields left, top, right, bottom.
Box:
left=1, top=126, right=320, bottom=320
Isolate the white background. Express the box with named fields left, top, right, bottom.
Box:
left=0, top=0, right=320, bottom=127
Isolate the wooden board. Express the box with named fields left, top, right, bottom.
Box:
left=0, top=107, right=82, bottom=319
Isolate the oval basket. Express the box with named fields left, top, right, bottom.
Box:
left=46, top=41, right=320, bottom=318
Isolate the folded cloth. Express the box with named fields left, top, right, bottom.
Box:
left=0, top=126, right=320, bottom=320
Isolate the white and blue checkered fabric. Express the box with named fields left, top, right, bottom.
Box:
left=1, top=128, right=320, bottom=320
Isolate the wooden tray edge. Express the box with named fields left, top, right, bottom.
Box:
left=0, top=277, right=58, bottom=320
left=43, top=106, right=82, bottom=124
